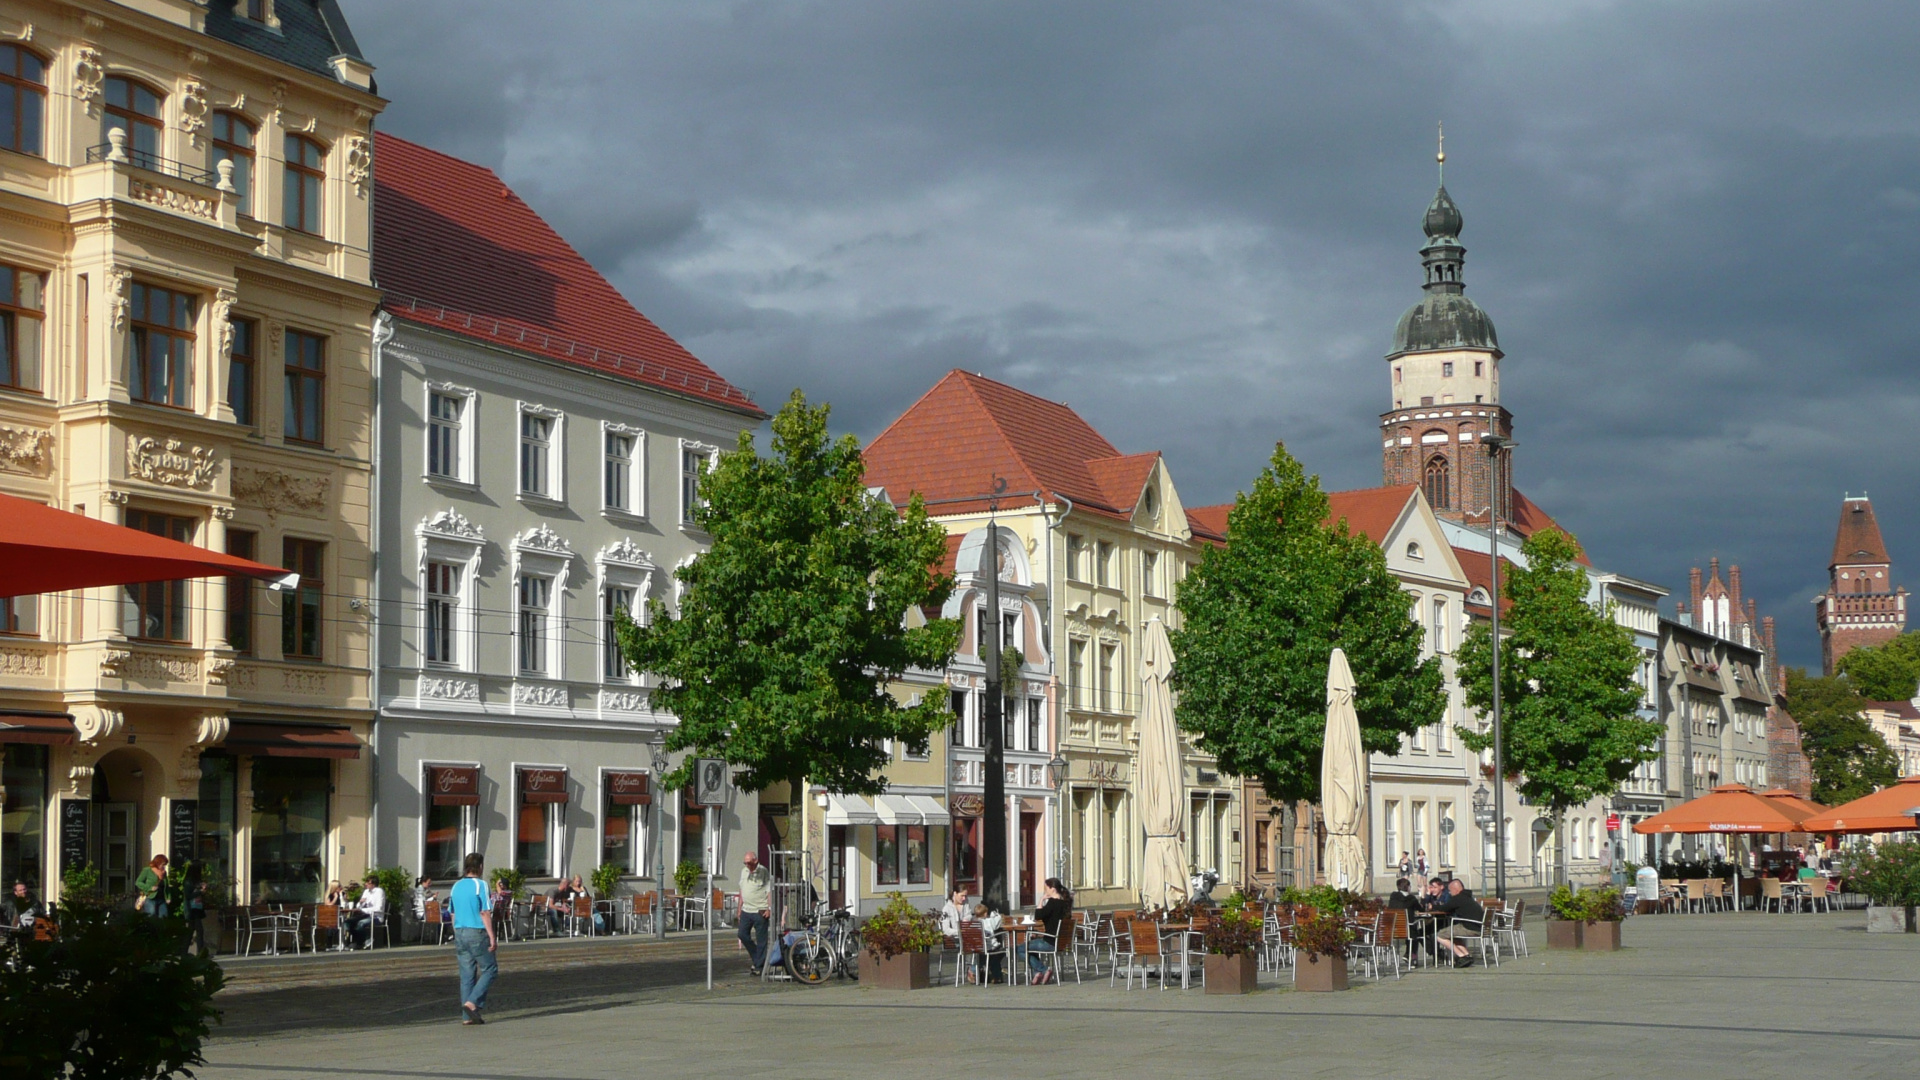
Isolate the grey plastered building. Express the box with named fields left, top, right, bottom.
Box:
left=367, top=133, right=764, bottom=893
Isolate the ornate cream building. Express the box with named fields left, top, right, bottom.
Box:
left=0, top=0, right=381, bottom=905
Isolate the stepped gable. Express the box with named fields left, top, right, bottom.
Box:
left=372, top=133, right=760, bottom=416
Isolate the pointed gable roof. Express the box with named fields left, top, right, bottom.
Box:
left=1326, top=486, right=1418, bottom=545
left=1185, top=505, right=1230, bottom=542
left=1454, top=546, right=1518, bottom=617
left=1832, top=497, right=1892, bottom=567
left=372, top=132, right=761, bottom=416
left=862, top=371, right=1159, bottom=520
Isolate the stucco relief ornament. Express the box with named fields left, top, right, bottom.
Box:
left=0, top=424, right=52, bottom=476
left=597, top=538, right=652, bottom=569
left=109, top=268, right=131, bottom=332
left=179, top=80, right=209, bottom=144
left=212, top=288, right=238, bottom=362
left=73, top=705, right=124, bottom=744
left=345, top=135, right=372, bottom=196
left=372, top=310, right=395, bottom=348
left=205, top=657, right=237, bottom=685
left=74, top=48, right=104, bottom=116
left=98, top=649, right=131, bottom=678
left=514, top=524, right=571, bottom=555
left=231, top=466, right=329, bottom=519
left=128, top=436, right=221, bottom=490
left=420, top=508, right=483, bottom=541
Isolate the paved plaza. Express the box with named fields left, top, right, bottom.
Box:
left=199, top=912, right=1919, bottom=1080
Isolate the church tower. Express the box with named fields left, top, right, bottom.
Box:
left=1816, top=494, right=1907, bottom=675
left=1380, top=137, right=1512, bottom=525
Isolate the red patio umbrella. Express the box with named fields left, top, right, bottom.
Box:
left=0, top=491, right=292, bottom=595
left=1796, top=776, right=1920, bottom=835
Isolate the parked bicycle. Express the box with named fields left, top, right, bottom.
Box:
left=783, top=906, right=861, bottom=985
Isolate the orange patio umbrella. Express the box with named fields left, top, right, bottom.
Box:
left=1631, top=784, right=1812, bottom=835
left=1760, top=788, right=1827, bottom=823
left=1796, top=776, right=1920, bottom=835
left=0, top=491, right=292, bottom=595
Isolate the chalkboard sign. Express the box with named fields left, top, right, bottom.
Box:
left=60, top=799, right=89, bottom=877
left=169, top=800, right=197, bottom=863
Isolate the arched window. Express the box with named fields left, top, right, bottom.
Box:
left=0, top=44, right=46, bottom=157
left=1423, top=454, right=1451, bottom=510
left=283, top=134, right=324, bottom=233
left=104, top=75, right=164, bottom=164
left=210, top=111, right=255, bottom=216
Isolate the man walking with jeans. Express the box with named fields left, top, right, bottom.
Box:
left=737, top=851, right=771, bottom=975
left=450, top=852, right=497, bottom=1024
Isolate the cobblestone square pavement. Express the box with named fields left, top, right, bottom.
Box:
left=198, top=911, right=1919, bottom=1080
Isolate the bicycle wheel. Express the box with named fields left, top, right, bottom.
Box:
left=785, top=932, right=833, bottom=986
left=840, top=930, right=861, bottom=981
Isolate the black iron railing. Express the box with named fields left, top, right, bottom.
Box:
left=86, top=142, right=217, bottom=186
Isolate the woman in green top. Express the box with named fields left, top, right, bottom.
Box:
left=135, top=854, right=169, bottom=918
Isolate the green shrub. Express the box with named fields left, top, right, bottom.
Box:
left=1203, top=905, right=1263, bottom=957
left=1836, top=839, right=1920, bottom=906
left=59, top=865, right=100, bottom=906
left=1550, top=883, right=1625, bottom=921
left=366, top=866, right=413, bottom=912
left=0, top=904, right=223, bottom=1080
left=488, top=866, right=528, bottom=902
left=1291, top=906, right=1353, bottom=959
left=861, top=893, right=943, bottom=959
left=589, top=862, right=625, bottom=899
left=674, top=859, right=703, bottom=896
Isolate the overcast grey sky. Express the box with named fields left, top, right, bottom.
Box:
left=349, top=1, right=1920, bottom=669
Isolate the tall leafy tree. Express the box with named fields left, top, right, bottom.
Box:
left=1456, top=528, right=1656, bottom=881
left=1835, top=632, right=1920, bottom=702
left=1171, top=443, right=1445, bottom=808
left=1782, top=669, right=1899, bottom=805
left=616, top=391, right=960, bottom=804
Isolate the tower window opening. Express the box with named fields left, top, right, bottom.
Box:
left=1474, top=360, right=1484, bottom=377
left=1423, top=454, right=1451, bottom=511
left=1442, top=362, right=1453, bottom=377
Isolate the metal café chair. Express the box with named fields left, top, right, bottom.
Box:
left=1121, top=919, right=1168, bottom=991
left=569, top=894, right=596, bottom=937
left=957, top=922, right=1010, bottom=988
left=310, top=904, right=345, bottom=953
left=421, top=897, right=448, bottom=945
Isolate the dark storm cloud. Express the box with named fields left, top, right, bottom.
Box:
left=348, top=0, right=1920, bottom=667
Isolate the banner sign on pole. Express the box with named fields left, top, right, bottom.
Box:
left=695, top=758, right=728, bottom=807
left=1606, top=814, right=1621, bottom=832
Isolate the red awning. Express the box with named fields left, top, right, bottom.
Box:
left=0, top=712, right=76, bottom=745
left=427, top=766, right=481, bottom=806
left=0, top=492, right=293, bottom=595
left=225, top=721, right=361, bottom=759
left=606, top=770, right=651, bottom=805
left=519, top=767, right=569, bottom=804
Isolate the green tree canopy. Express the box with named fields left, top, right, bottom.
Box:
left=1782, top=669, right=1899, bottom=805
left=1456, top=528, right=1657, bottom=815
left=616, top=390, right=960, bottom=796
left=1835, top=632, right=1920, bottom=702
left=1170, top=443, right=1445, bottom=805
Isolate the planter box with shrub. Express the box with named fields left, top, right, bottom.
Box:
left=1293, top=952, right=1348, bottom=992
left=868, top=949, right=931, bottom=989
left=1866, top=905, right=1917, bottom=934
left=1545, top=919, right=1583, bottom=949
left=1840, top=840, right=1920, bottom=933
left=859, top=893, right=942, bottom=990
left=1580, top=920, right=1621, bottom=951
left=1204, top=952, right=1257, bottom=994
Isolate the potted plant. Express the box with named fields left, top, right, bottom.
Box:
left=590, top=862, right=625, bottom=902
left=673, top=859, right=703, bottom=899
left=488, top=866, right=528, bottom=902
left=1201, top=902, right=1262, bottom=994
left=861, top=893, right=942, bottom=989
left=1545, top=884, right=1584, bottom=949
left=1290, top=907, right=1352, bottom=992
left=1837, top=839, right=1920, bottom=933
left=1579, top=886, right=1625, bottom=951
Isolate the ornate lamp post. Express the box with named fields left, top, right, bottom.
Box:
left=651, top=735, right=670, bottom=941
left=1481, top=433, right=1514, bottom=901
left=1048, top=752, right=1070, bottom=882
left=1471, top=782, right=1493, bottom=893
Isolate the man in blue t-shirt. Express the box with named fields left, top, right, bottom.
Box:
left=449, top=852, right=497, bottom=1024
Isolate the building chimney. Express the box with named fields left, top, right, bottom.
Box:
left=1729, top=564, right=1743, bottom=614
left=1689, top=566, right=1703, bottom=622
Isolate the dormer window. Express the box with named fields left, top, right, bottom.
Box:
left=1405, top=542, right=1423, bottom=561
left=238, top=0, right=275, bottom=25
left=1141, top=485, right=1158, bottom=518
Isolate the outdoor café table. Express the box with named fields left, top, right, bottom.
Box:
left=593, top=898, right=620, bottom=934
left=1409, top=911, right=1443, bottom=966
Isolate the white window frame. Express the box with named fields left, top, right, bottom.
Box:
left=511, top=525, right=572, bottom=681
left=418, top=759, right=479, bottom=879
left=1431, top=596, right=1448, bottom=653
left=415, top=509, right=485, bottom=673
left=517, top=402, right=565, bottom=502
left=424, top=381, right=476, bottom=485
left=595, top=539, right=655, bottom=686
left=1142, top=550, right=1159, bottom=598
left=598, top=765, right=652, bottom=877
left=512, top=760, right=567, bottom=880
left=601, top=421, right=644, bottom=517
left=679, top=439, right=719, bottom=528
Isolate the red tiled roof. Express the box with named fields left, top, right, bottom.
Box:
left=1454, top=546, right=1517, bottom=617
left=863, top=371, right=1159, bottom=521
left=372, top=133, right=761, bottom=416
left=1832, top=497, right=1892, bottom=567
left=1326, top=486, right=1417, bottom=545
left=1185, top=505, right=1230, bottom=542
left=1862, top=699, right=1920, bottom=721
left=1505, top=490, right=1591, bottom=566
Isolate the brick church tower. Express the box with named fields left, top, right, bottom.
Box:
left=1815, top=495, right=1907, bottom=674
left=1379, top=144, right=1512, bottom=524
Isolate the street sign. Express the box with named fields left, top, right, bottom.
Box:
left=694, top=758, right=728, bottom=807
left=1606, top=814, right=1621, bottom=832
left=1439, top=817, right=1455, bottom=835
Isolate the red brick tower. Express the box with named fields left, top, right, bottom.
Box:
left=1816, top=495, right=1907, bottom=674
left=1379, top=146, right=1512, bottom=525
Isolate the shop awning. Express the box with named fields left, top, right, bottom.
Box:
left=519, top=766, right=569, bottom=804
left=1630, top=784, right=1807, bottom=835
left=873, top=793, right=953, bottom=826
left=225, top=721, right=361, bottom=759
left=0, top=491, right=295, bottom=594
left=0, top=711, right=76, bottom=745
left=1797, top=776, right=1920, bottom=834
left=823, top=794, right=880, bottom=826
left=426, top=765, right=480, bottom=806
left=606, top=770, right=651, bottom=805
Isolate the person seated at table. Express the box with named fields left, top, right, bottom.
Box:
left=549, top=877, right=580, bottom=933
left=1435, top=879, right=1484, bottom=967
left=412, top=876, right=436, bottom=921
left=1419, top=878, right=1446, bottom=912
left=939, top=884, right=970, bottom=939
left=323, top=880, right=347, bottom=908
left=567, top=874, right=609, bottom=934
left=344, top=874, right=386, bottom=949
left=1018, top=879, right=1074, bottom=984
left=3, top=880, right=45, bottom=936
left=970, top=902, right=1006, bottom=983
left=1386, top=877, right=1421, bottom=911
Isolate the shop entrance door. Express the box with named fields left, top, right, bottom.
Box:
left=827, top=826, right=847, bottom=910
left=96, top=803, right=138, bottom=898
left=1018, top=812, right=1040, bottom=908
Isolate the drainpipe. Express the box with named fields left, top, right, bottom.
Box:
left=366, top=307, right=388, bottom=876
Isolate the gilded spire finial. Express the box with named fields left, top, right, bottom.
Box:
left=1437, top=121, right=1445, bottom=183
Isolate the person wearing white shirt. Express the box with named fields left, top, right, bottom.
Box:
left=938, top=885, right=969, bottom=938
left=345, top=875, right=386, bottom=949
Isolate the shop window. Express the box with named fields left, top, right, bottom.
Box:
left=1, top=744, right=48, bottom=893
left=123, top=510, right=194, bottom=641
left=281, top=538, right=324, bottom=659
left=516, top=798, right=552, bottom=879
left=680, top=786, right=709, bottom=874
left=876, top=824, right=930, bottom=886
left=601, top=773, right=650, bottom=876
left=423, top=801, right=468, bottom=882
left=0, top=262, right=45, bottom=392
left=194, top=751, right=236, bottom=887
left=250, top=757, right=329, bottom=903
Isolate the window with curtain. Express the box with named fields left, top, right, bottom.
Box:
left=226, top=529, right=256, bottom=654
left=519, top=412, right=553, bottom=496
left=103, top=76, right=162, bottom=163
left=424, top=561, right=460, bottom=666
left=604, top=430, right=633, bottom=511
left=428, top=392, right=463, bottom=479
left=227, top=317, right=256, bottom=425
left=124, top=510, right=194, bottom=641
left=517, top=574, right=551, bottom=675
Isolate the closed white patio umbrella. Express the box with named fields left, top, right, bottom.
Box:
left=1321, top=647, right=1370, bottom=893
left=1137, top=617, right=1190, bottom=910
